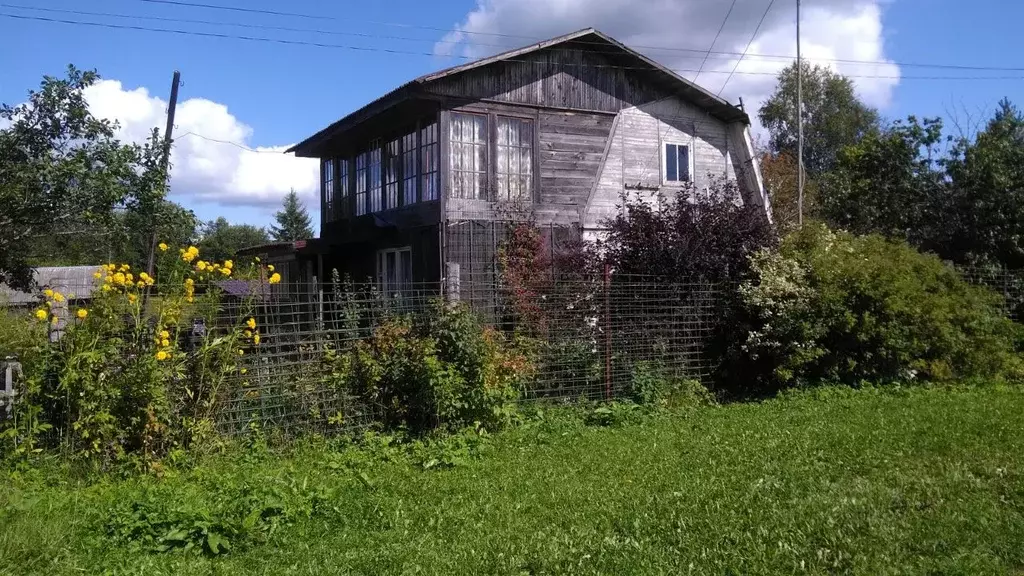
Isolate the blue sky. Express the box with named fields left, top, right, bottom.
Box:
left=1, top=0, right=1020, bottom=232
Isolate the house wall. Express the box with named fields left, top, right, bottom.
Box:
left=427, top=46, right=668, bottom=113
left=583, top=96, right=759, bottom=228
left=443, top=103, right=614, bottom=226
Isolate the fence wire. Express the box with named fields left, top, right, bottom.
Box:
left=6, top=264, right=1020, bottom=437
left=958, top=265, right=1024, bottom=321
left=1, top=274, right=720, bottom=436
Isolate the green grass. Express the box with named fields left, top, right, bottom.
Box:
left=2, top=386, right=1024, bottom=575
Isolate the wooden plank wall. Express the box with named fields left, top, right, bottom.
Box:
left=538, top=110, right=614, bottom=213
left=584, top=96, right=736, bottom=228
left=429, top=47, right=667, bottom=112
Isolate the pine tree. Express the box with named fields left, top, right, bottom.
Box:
left=271, top=189, right=314, bottom=241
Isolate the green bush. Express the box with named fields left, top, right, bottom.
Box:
left=349, top=301, right=532, bottom=434
left=738, top=224, right=1023, bottom=392
left=627, top=360, right=716, bottom=408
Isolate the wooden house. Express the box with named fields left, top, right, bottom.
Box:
left=288, top=28, right=770, bottom=295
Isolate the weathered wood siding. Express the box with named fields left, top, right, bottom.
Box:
left=428, top=47, right=668, bottom=112
left=585, top=96, right=739, bottom=227
left=538, top=110, right=614, bottom=211
left=442, top=106, right=613, bottom=226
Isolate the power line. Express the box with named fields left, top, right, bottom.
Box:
left=3, top=12, right=1023, bottom=82
left=694, top=0, right=738, bottom=83
left=719, top=0, right=777, bottom=96
left=125, top=0, right=1024, bottom=73
left=175, top=131, right=286, bottom=153
left=4, top=3, right=1022, bottom=74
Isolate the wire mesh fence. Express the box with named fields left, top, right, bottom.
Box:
left=4, top=263, right=1021, bottom=437
left=213, top=274, right=719, bottom=434
left=958, top=265, right=1024, bottom=321
left=1, top=274, right=720, bottom=437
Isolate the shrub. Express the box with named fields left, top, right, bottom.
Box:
left=348, top=301, right=533, bottom=434
left=626, top=360, right=716, bottom=408
left=738, top=224, right=1023, bottom=393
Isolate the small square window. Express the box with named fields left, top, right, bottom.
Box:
left=664, top=143, right=692, bottom=183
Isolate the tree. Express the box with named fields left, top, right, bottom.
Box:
left=820, top=116, right=947, bottom=250
left=27, top=199, right=198, bottom=269
left=0, top=65, right=165, bottom=289
left=270, top=189, right=314, bottom=242
left=943, top=99, right=1024, bottom=268
left=759, top=151, right=818, bottom=234
left=759, top=61, right=881, bottom=176
left=197, top=217, right=270, bottom=262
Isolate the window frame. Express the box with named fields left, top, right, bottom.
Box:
left=376, top=246, right=413, bottom=298
left=420, top=121, right=440, bottom=202
left=662, top=141, right=694, bottom=185
left=336, top=157, right=350, bottom=220
left=321, top=158, right=335, bottom=225
left=494, top=115, right=535, bottom=203
left=445, top=107, right=539, bottom=203
left=355, top=151, right=369, bottom=216
left=448, top=111, right=490, bottom=200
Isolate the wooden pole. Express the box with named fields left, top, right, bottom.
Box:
left=146, top=70, right=181, bottom=277
left=796, top=0, right=804, bottom=227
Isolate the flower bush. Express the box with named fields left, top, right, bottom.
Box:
left=2, top=243, right=274, bottom=467
left=737, top=223, right=1024, bottom=394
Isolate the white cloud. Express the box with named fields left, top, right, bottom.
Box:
left=436, top=0, right=900, bottom=124
left=82, top=79, right=318, bottom=211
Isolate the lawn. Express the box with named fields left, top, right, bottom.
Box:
left=2, top=386, right=1023, bottom=575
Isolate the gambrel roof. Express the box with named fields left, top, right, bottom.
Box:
left=288, top=28, right=749, bottom=157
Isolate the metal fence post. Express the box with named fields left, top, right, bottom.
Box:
left=2, top=356, right=22, bottom=420
left=603, top=264, right=612, bottom=401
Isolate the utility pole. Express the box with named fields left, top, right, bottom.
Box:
left=146, top=70, right=181, bottom=277
left=796, top=0, right=804, bottom=227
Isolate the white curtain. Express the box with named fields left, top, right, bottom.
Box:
left=497, top=117, right=533, bottom=202
left=450, top=113, right=487, bottom=199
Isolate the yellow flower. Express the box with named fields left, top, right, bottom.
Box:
left=119, top=264, right=130, bottom=272
left=269, top=273, right=281, bottom=285
left=53, top=292, right=65, bottom=303
left=267, top=264, right=275, bottom=272
left=253, top=334, right=261, bottom=346
left=224, top=260, right=234, bottom=270
left=76, top=309, right=88, bottom=320
left=156, top=350, right=169, bottom=361
left=34, top=309, right=48, bottom=321
left=255, top=257, right=261, bottom=263
left=244, top=330, right=252, bottom=338
left=43, top=289, right=54, bottom=298
left=197, top=261, right=207, bottom=271
left=101, top=285, right=112, bottom=293
left=246, top=317, right=257, bottom=330
left=160, top=330, right=170, bottom=340
left=240, top=368, right=248, bottom=375
left=158, top=242, right=168, bottom=252
left=105, top=263, right=116, bottom=273
left=93, top=271, right=102, bottom=279
left=137, top=281, right=146, bottom=289
left=51, top=316, right=58, bottom=326
left=113, top=272, right=126, bottom=286
left=238, top=349, right=245, bottom=356
left=186, top=296, right=194, bottom=303
left=125, top=273, right=134, bottom=283
left=161, top=338, right=170, bottom=347
left=221, top=267, right=231, bottom=276
left=184, top=278, right=195, bottom=286
left=127, top=293, right=138, bottom=303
